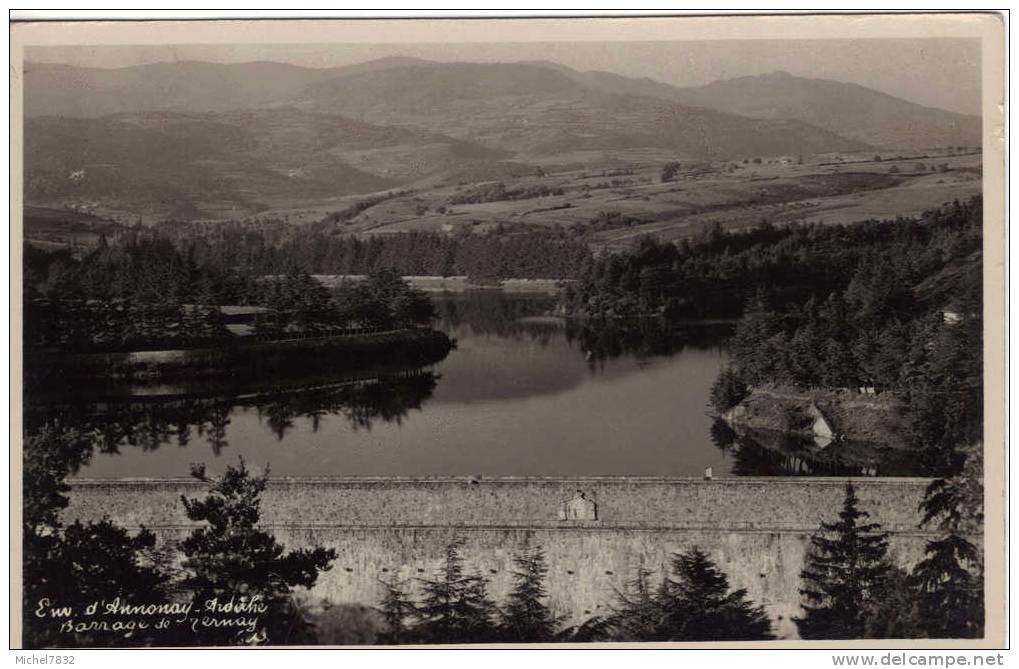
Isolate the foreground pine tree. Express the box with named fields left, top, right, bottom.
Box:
left=377, top=577, right=417, bottom=644
left=499, top=547, right=560, bottom=642
left=912, top=534, right=983, bottom=637
left=23, top=425, right=171, bottom=648
left=912, top=447, right=984, bottom=638
left=179, top=459, right=337, bottom=645
left=607, top=566, right=667, bottom=641
left=415, top=539, right=499, bottom=644
left=861, top=565, right=924, bottom=639
left=796, top=482, right=891, bottom=639
left=661, top=547, right=773, bottom=641
left=609, top=548, right=772, bottom=641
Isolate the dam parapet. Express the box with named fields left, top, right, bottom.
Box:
left=63, top=476, right=945, bottom=639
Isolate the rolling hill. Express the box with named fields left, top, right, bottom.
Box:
left=27, top=58, right=872, bottom=160
left=663, top=71, right=981, bottom=151
left=23, top=108, right=506, bottom=217
left=292, top=61, right=870, bottom=158
left=22, top=57, right=980, bottom=219
left=24, top=58, right=979, bottom=153
left=22, top=56, right=437, bottom=119
left=522, top=64, right=981, bottom=151
left=23, top=60, right=334, bottom=118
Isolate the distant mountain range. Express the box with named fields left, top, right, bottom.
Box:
left=664, top=71, right=981, bottom=150
left=25, top=57, right=980, bottom=150
left=288, top=60, right=874, bottom=158
left=22, top=57, right=981, bottom=215
left=25, top=107, right=505, bottom=216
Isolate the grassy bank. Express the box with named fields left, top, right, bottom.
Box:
left=722, top=385, right=910, bottom=447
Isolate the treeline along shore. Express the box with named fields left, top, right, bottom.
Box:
left=559, top=197, right=982, bottom=477
left=26, top=327, right=453, bottom=386
left=24, top=197, right=981, bottom=472
left=42, top=221, right=592, bottom=284
left=24, top=232, right=456, bottom=386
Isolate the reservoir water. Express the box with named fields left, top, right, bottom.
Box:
left=37, top=291, right=907, bottom=478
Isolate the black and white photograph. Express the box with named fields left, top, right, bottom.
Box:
left=10, top=12, right=1006, bottom=652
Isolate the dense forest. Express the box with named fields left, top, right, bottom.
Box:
left=714, top=199, right=982, bottom=474
left=562, top=197, right=982, bottom=475
left=447, top=181, right=565, bottom=205
left=148, top=221, right=590, bottom=281
left=24, top=235, right=439, bottom=352
left=562, top=198, right=981, bottom=320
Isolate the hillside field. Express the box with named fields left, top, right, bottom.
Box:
left=267, top=149, right=982, bottom=252
left=25, top=149, right=981, bottom=254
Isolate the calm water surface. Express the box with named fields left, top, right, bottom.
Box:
left=49, top=292, right=905, bottom=478
left=60, top=292, right=741, bottom=478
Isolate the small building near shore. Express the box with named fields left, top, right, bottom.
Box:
left=942, top=310, right=963, bottom=325
left=807, top=402, right=836, bottom=442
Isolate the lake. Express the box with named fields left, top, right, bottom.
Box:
left=36, top=291, right=906, bottom=479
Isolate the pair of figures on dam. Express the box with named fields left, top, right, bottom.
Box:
left=558, top=490, right=598, bottom=521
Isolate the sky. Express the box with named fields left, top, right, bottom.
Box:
left=26, top=38, right=982, bottom=116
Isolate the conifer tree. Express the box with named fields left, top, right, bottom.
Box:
left=660, top=547, right=773, bottom=641
left=606, top=566, right=667, bottom=641
left=861, top=565, right=924, bottom=639
left=377, top=577, right=417, bottom=645
left=709, top=367, right=750, bottom=413
left=186, top=278, right=225, bottom=342
left=796, top=482, right=891, bottom=639
left=499, top=547, right=560, bottom=642
left=609, top=549, right=773, bottom=641
left=728, top=291, right=783, bottom=384
left=912, top=535, right=982, bottom=637
left=179, top=459, right=337, bottom=645
left=23, top=425, right=170, bottom=648
left=556, top=616, right=613, bottom=642
left=415, top=539, right=498, bottom=644
left=912, top=448, right=984, bottom=638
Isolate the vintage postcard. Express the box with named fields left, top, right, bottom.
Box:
left=9, top=13, right=1006, bottom=650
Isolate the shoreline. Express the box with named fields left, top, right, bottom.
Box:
left=309, top=274, right=567, bottom=294
left=722, top=385, right=910, bottom=448
left=26, top=328, right=454, bottom=385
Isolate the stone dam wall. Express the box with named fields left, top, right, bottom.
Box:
left=63, top=476, right=943, bottom=639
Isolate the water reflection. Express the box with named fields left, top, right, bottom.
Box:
left=565, top=319, right=735, bottom=367
left=709, top=419, right=917, bottom=477
left=429, top=294, right=730, bottom=405
left=27, top=370, right=440, bottom=475
left=435, top=291, right=561, bottom=343
left=433, top=291, right=732, bottom=365
left=26, top=291, right=922, bottom=478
